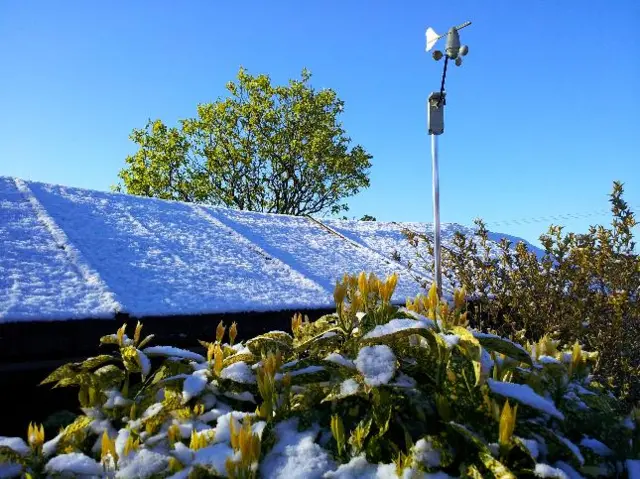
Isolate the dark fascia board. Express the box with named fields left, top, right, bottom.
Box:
left=0, top=307, right=337, bottom=365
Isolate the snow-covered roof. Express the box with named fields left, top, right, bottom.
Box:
left=0, top=177, right=542, bottom=323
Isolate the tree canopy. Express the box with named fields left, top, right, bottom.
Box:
left=115, top=68, right=372, bottom=216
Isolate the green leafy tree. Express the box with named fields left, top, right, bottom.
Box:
left=115, top=68, right=372, bottom=216
left=340, top=214, right=377, bottom=221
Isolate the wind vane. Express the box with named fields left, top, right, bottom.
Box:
left=424, top=20, right=472, bottom=298
left=425, top=21, right=471, bottom=60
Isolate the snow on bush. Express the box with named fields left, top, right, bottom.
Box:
left=0, top=273, right=637, bottom=478
left=355, top=345, right=397, bottom=387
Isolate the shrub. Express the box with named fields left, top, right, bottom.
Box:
left=0, top=274, right=638, bottom=478
left=402, top=181, right=640, bottom=406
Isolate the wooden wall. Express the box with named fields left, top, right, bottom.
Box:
left=0, top=307, right=334, bottom=437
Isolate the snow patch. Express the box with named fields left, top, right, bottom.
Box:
left=223, top=391, right=257, bottom=403
left=517, top=437, right=540, bottom=459
left=538, top=355, right=561, bottom=365
left=627, top=460, right=640, bottom=479
left=260, top=418, right=335, bottom=479
left=355, top=345, right=397, bottom=386
left=554, top=461, right=584, bottom=479
left=579, top=437, right=612, bottom=456
left=0, top=437, right=29, bottom=456
left=534, top=463, right=569, bottom=478
left=212, top=412, right=252, bottom=444
left=2, top=177, right=540, bottom=322
left=143, top=346, right=205, bottom=362
left=473, top=331, right=529, bottom=357
left=0, top=463, right=22, bottom=478
left=487, top=379, right=564, bottom=420
left=363, top=318, right=434, bottom=340
left=390, top=373, right=417, bottom=388
left=104, top=389, right=132, bottom=409
left=277, top=365, right=324, bottom=380
left=172, top=442, right=194, bottom=466
left=324, top=353, right=355, bottom=369
left=413, top=438, right=442, bottom=468
left=193, top=442, right=235, bottom=473
left=45, top=452, right=103, bottom=476
left=182, top=373, right=209, bottom=403
left=137, top=350, right=151, bottom=377
left=143, top=403, right=164, bottom=419
left=115, top=449, right=169, bottom=478
left=555, top=434, right=584, bottom=466
left=340, top=378, right=360, bottom=396
left=323, top=454, right=378, bottom=478
left=13, top=178, right=121, bottom=316
left=439, top=333, right=460, bottom=349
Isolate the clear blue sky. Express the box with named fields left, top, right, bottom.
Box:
left=1, top=0, right=638, bottom=246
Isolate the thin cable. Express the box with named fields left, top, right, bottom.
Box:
left=437, top=56, right=449, bottom=107
left=485, top=207, right=640, bottom=228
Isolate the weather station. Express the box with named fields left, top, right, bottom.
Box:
left=425, top=21, right=471, bottom=297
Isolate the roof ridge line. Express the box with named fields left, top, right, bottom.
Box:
left=191, top=205, right=334, bottom=300
left=12, top=179, right=123, bottom=315
left=309, top=216, right=447, bottom=295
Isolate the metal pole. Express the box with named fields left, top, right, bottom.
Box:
left=431, top=133, right=442, bottom=298
left=426, top=20, right=470, bottom=298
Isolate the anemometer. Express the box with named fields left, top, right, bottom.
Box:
left=425, top=21, right=471, bottom=135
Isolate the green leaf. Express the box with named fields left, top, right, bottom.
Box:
left=463, top=464, right=485, bottom=479
left=260, top=331, right=294, bottom=346
left=287, top=367, right=329, bottom=386
left=416, top=328, right=449, bottom=356
left=246, top=336, right=292, bottom=356
left=80, top=355, right=115, bottom=371
left=526, top=425, right=585, bottom=468
left=223, top=352, right=255, bottom=367
left=0, top=445, right=25, bottom=465
left=56, top=416, right=93, bottom=453
left=373, top=403, right=392, bottom=437
left=360, top=318, right=434, bottom=347
left=94, top=364, right=126, bottom=389
left=294, top=328, right=343, bottom=353
left=121, top=346, right=142, bottom=373
left=100, top=334, right=120, bottom=345
left=448, top=422, right=492, bottom=454
left=452, top=326, right=487, bottom=386
left=478, top=451, right=517, bottom=479
left=348, top=416, right=373, bottom=454
left=321, top=377, right=362, bottom=403
left=55, top=372, right=93, bottom=389
left=137, top=334, right=155, bottom=350
left=510, top=437, right=538, bottom=466
left=40, top=363, right=78, bottom=386
left=473, top=333, right=533, bottom=367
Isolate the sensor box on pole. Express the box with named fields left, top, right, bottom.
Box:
left=428, top=92, right=445, bottom=135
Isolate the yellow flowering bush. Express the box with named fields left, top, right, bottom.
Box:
left=403, top=181, right=640, bottom=406
left=0, top=274, right=638, bottom=478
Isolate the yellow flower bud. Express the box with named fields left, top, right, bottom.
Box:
left=27, top=423, right=45, bottom=454
left=216, top=320, right=226, bottom=343
left=229, top=322, right=238, bottom=345
left=499, top=400, right=518, bottom=448
left=358, top=272, right=368, bottom=296
left=333, top=282, right=347, bottom=305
